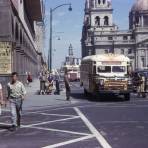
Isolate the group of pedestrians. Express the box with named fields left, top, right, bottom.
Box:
left=39, top=69, right=71, bottom=101
left=132, top=72, right=147, bottom=98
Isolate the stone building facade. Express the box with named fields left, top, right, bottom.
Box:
left=0, top=0, right=45, bottom=86
left=81, top=0, right=148, bottom=70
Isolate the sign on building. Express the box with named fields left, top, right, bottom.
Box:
left=0, top=42, right=12, bottom=74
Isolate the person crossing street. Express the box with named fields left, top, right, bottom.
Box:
left=7, top=72, right=26, bottom=131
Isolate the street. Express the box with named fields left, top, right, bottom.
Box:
left=0, top=81, right=148, bottom=148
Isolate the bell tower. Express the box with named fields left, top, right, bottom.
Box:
left=85, top=0, right=114, bottom=30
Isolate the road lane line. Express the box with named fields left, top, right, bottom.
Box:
left=31, top=113, right=77, bottom=117
left=74, top=107, right=112, bottom=148
left=28, top=126, right=91, bottom=136
left=23, top=116, right=80, bottom=127
left=42, top=135, right=94, bottom=148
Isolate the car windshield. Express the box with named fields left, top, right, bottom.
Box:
left=98, top=66, right=111, bottom=73
left=112, top=66, right=126, bottom=73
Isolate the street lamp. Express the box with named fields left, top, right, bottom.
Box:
left=48, top=3, right=72, bottom=72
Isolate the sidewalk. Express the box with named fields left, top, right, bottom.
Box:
left=23, top=79, right=73, bottom=110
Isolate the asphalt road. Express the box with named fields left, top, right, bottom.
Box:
left=0, top=82, right=148, bottom=148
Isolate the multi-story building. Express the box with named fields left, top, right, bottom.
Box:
left=82, top=0, right=148, bottom=70
left=0, top=0, right=45, bottom=86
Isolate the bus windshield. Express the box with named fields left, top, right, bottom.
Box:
left=98, top=66, right=111, bottom=73
left=112, top=66, right=126, bottom=73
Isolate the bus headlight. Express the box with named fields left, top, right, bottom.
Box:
left=99, top=79, right=104, bottom=86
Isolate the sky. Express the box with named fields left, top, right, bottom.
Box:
left=44, top=0, right=135, bottom=69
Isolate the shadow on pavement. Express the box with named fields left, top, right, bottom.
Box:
left=70, top=92, right=127, bottom=103
left=0, top=125, right=11, bottom=130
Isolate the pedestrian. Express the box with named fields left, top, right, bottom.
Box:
left=39, top=72, right=46, bottom=95
left=47, top=74, right=54, bottom=94
left=54, top=75, right=60, bottom=95
left=140, top=74, right=146, bottom=98
left=7, top=72, right=26, bottom=131
left=27, top=72, right=32, bottom=86
left=64, top=69, right=71, bottom=101
left=0, top=83, right=4, bottom=115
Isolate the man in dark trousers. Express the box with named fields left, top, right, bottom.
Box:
left=7, top=72, right=26, bottom=131
left=64, top=69, right=71, bottom=101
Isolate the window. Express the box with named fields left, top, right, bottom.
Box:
left=103, top=0, right=106, bottom=4
left=105, top=49, right=108, bottom=54
left=144, top=15, right=148, bottom=27
left=95, top=16, right=100, bottom=26
left=11, top=16, right=14, bottom=36
left=112, top=66, right=126, bottom=73
left=98, top=0, right=101, bottom=4
left=98, top=66, right=111, bottom=73
left=123, top=36, right=128, bottom=40
left=20, top=30, right=23, bottom=44
left=121, top=49, right=124, bottom=54
left=93, top=65, right=96, bottom=74
left=15, top=23, right=19, bottom=40
left=128, top=49, right=132, bottom=54
left=108, top=36, right=113, bottom=40
left=141, top=57, right=146, bottom=67
left=104, top=16, right=109, bottom=26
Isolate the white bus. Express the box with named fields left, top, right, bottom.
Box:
left=62, top=65, right=80, bottom=81
left=80, top=54, right=131, bottom=100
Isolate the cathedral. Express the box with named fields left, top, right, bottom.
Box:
left=81, top=0, right=148, bottom=70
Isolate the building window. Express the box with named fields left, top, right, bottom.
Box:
left=123, top=36, right=128, bottom=40
left=104, top=16, right=109, bottom=26
left=121, top=49, right=124, bottom=54
left=108, top=36, right=113, bottom=40
left=103, top=0, right=106, bottom=4
left=128, top=49, right=132, bottom=54
left=105, top=49, right=108, bottom=54
left=20, top=30, right=23, bottom=44
left=98, top=0, right=101, bottom=4
left=15, top=23, right=19, bottom=40
left=141, top=50, right=145, bottom=56
left=95, top=16, right=100, bottom=26
left=20, top=0, right=22, bottom=3
left=11, top=16, right=14, bottom=36
left=144, top=15, right=148, bottom=27
left=141, top=57, right=146, bottom=67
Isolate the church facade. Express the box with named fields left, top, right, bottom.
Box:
left=81, top=0, right=148, bottom=70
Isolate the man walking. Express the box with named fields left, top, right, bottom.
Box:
left=64, top=69, right=71, bottom=101
left=7, top=72, right=26, bottom=131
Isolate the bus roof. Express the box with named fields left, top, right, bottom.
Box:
left=82, top=54, right=130, bottom=63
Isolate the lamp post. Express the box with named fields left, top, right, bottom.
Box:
left=48, top=3, right=72, bottom=72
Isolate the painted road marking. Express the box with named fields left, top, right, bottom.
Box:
left=23, top=116, right=80, bottom=127
left=42, top=135, right=94, bottom=148
left=74, top=107, right=112, bottom=148
left=38, top=113, right=77, bottom=117
left=28, top=126, right=91, bottom=136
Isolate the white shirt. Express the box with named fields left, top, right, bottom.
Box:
left=7, top=81, right=26, bottom=98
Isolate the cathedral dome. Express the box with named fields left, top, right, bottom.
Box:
left=132, top=0, right=148, bottom=11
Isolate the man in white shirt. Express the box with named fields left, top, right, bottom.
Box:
left=7, top=72, right=26, bottom=131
